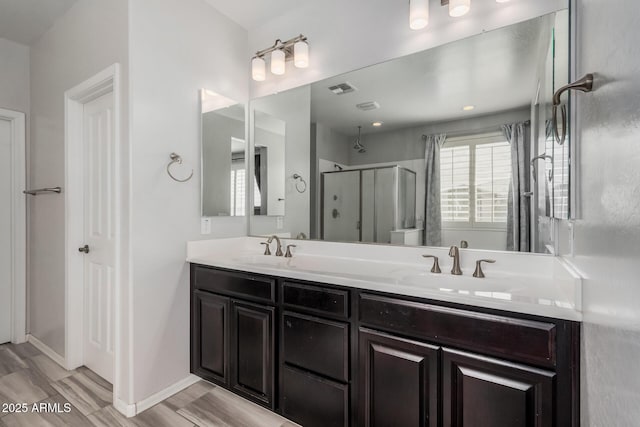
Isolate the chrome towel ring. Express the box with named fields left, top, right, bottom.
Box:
left=167, top=153, right=194, bottom=182
left=293, top=173, right=307, bottom=193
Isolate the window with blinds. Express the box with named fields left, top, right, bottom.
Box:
left=474, top=142, right=510, bottom=223
left=440, top=135, right=511, bottom=228
left=230, top=169, right=246, bottom=216
left=440, top=146, right=470, bottom=222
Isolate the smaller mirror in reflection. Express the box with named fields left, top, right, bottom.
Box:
left=201, top=89, right=246, bottom=217
left=253, top=111, right=286, bottom=216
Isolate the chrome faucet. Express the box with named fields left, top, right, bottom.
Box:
left=449, top=246, right=462, bottom=275
left=267, top=235, right=284, bottom=256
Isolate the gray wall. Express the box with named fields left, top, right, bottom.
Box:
left=564, top=1, right=640, bottom=425
left=0, top=38, right=29, bottom=113
left=29, top=0, right=129, bottom=358
left=348, top=108, right=531, bottom=166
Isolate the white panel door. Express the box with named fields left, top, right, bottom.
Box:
left=82, top=92, right=115, bottom=383
left=0, top=119, right=12, bottom=344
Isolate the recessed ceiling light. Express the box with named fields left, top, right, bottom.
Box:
left=372, top=122, right=383, bottom=127
left=463, top=105, right=475, bottom=111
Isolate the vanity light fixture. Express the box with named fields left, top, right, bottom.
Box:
left=449, top=0, right=471, bottom=17
left=251, top=57, right=266, bottom=81
left=271, top=49, right=286, bottom=75
left=409, top=0, right=429, bottom=30
left=251, top=35, right=309, bottom=81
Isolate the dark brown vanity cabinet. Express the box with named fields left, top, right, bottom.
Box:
left=358, top=293, right=579, bottom=427
left=279, top=281, right=352, bottom=427
left=191, top=265, right=276, bottom=409
left=191, top=265, right=580, bottom=427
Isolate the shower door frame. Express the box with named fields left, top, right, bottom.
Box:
left=320, top=165, right=416, bottom=244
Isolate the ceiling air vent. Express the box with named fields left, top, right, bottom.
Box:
left=356, top=101, right=380, bottom=111
left=328, top=82, right=357, bottom=95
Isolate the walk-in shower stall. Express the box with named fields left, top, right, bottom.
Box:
left=321, top=165, right=417, bottom=244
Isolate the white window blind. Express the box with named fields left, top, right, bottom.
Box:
left=230, top=169, right=246, bottom=216
left=440, top=146, right=470, bottom=222
left=474, top=142, right=510, bottom=223
left=440, top=135, right=512, bottom=228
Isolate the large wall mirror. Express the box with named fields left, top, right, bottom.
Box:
left=249, top=7, right=571, bottom=253
left=201, top=89, right=246, bottom=217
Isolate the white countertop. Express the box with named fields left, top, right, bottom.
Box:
left=187, top=237, right=583, bottom=321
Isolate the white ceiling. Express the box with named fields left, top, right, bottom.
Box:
left=311, top=15, right=550, bottom=136
left=204, top=0, right=310, bottom=30
left=0, top=0, right=79, bottom=45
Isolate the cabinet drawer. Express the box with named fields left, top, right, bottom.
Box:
left=282, top=365, right=349, bottom=427
left=282, top=312, right=349, bottom=382
left=191, top=265, right=275, bottom=304
left=282, top=281, right=349, bottom=319
left=359, top=293, right=557, bottom=368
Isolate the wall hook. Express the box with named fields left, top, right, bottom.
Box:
left=293, top=173, right=307, bottom=193
left=167, top=153, right=194, bottom=182
left=552, top=73, right=595, bottom=145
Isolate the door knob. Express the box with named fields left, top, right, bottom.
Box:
left=78, top=245, right=90, bottom=254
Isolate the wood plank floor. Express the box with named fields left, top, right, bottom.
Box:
left=0, top=342, right=299, bottom=427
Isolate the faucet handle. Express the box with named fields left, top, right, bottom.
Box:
left=422, top=255, right=441, bottom=273
left=260, top=242, right=271, bottom=256
left=285, top=244, right=297, bottom=258
left=473, top=259, right=496, bottom=278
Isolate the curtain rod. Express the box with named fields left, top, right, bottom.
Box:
left=422, top=120, right=531, bottom=141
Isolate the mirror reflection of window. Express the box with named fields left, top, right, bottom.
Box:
left=440, top=134, right=511, bottom=229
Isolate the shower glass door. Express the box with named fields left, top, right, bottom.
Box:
left=322, top=171, right=360, bottom=242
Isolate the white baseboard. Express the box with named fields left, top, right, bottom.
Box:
left=125, top=374, right=200, bottom=417
left=113, top=398, right=137, bottom=418
left=26, top=334, right=68, bottom=370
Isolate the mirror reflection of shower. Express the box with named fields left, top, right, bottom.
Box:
left=353, top=126, right=366, bottom=153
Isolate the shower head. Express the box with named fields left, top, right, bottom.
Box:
left=353, top=125, right=366, bottom=153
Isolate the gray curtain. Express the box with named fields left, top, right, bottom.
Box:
left=502, top=122, right=531, bottom=251
left=423, top=134, right=446, bottom=246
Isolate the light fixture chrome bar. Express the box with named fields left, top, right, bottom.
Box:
left=253, top=34, right=308, bottom=60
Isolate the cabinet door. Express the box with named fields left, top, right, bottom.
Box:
left=442, top=348, right=555, bottom=427
left=359, top=328, right=439, bottom=427
left=231, top=300, right=275, bottom=409
left=191, top=290, right=229, bottom=386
